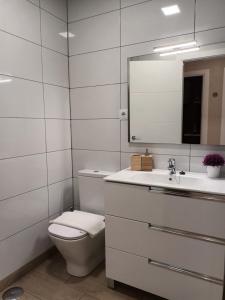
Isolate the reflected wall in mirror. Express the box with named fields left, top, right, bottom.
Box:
left=128, top=49, right=225, bottom=146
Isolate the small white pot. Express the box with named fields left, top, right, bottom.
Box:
left=207, top=166, right=221, bottom=178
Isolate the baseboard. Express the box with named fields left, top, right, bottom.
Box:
left=0, top=247, right=56, bottom=292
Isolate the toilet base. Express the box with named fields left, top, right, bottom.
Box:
left=49, top=230, right=105, bottom=277
left=66, top=252, right=105, bottom=277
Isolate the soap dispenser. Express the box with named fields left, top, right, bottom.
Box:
left=141, top=149, right=153, bottom=171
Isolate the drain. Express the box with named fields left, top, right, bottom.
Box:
left=2, top=287, right=24, bottom=300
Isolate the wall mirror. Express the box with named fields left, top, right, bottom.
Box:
left=128, top=45, right=225, bottom=145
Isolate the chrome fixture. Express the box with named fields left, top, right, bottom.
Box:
left=168, top=158, right=176, bottom=175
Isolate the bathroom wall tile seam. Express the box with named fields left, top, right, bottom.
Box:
left=0, top=23, right=67, bottom=58
left=0, top=176, right=72, bottom=203
left=0, top=217, right=49, bottom=243
left=68, top=8, right=121, bottom=24
left=0, top=149, right=71, bottom=161
left=68, top=33, right=194, bottom=57
left=67, top=0, right=154, bottom=24
left=68, top=29, right=225, bottom=60
left=39, top=0, right=50, bottom=218
left=0, top=73, right=68, bottom=89
left=66, top=0, right=76, bottom=208
left=25, top=0, right=68, bottom=24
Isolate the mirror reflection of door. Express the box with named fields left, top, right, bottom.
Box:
left=183, top=70, right=209, bottom=144
left=184, top=57, right=225, bottom=145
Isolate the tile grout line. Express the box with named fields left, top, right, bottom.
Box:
left=0, top=177, right=73, bottom=204
left=39, top=5, right=50, bottom=219
left=0, top=27, right=68, bottom=57
left=25, top=0, right=67, bottom=23
left=0, top=73, right=69, bottom=89
left=0, top=149, right=73, bottom=162
left=68, top=27, right=225, bottom=58
left=0, top=217, right=50, bottom=243
left=66, top=0, right=75, bottom=210
left=68, top=0, right=154, bottom=24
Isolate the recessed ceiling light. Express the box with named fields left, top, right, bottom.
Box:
left=161, top=4, right=180, bottom=16
left=154, top=41, right=197, bottom=53
left=59, top=32, right=75, bottom=38
left=160, top=47, right=200, bottom=57
left=0, top=78, right=12, bottom=83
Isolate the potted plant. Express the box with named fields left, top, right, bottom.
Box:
left=203, top=153, right=225, bottom=178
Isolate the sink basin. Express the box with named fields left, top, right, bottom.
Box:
left=129, top=169, right=202, bottom=188
left=105, top=168, right=225, bottom=196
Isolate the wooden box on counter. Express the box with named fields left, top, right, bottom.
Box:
left=131, top=154, right=153, bottom=171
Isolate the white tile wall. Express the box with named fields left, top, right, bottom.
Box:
left=68, top=0, right=120, bottom=22
left=72, top=119, right=120, bottom=151
left=0, top=154, right=47, bottom=201
left=196, top=0, right=225, bottom=32
left=69, top=11, right=120, bottom=55
left=0, top=219, right=51, bottom=281
left=0, top=119, right=46, bottom=159
left=42, top=48, right=69, bottom=87
left=46, top=119, right=71, bottom=152
left=121, top=0, right=147, bottom=8
left=47, top=150, right=72, bottom=184
left=69, top=48, right=120, bottom=88
left=44, top=85, right=70, bottom=119
left=49, top=179, right=73, bottom=216
left=0, top=76, right=44, bottom=118
left=41, top=10, right=68, bottom=55
left=121, top=0, right=195, bottom=46
left=70, top=85, right=120, bottom=119
left=0, top=0, right=71, bottom=281
left=40, top=0, right=67, bottom=21
left=0, top=31, right=42, bottom=82
left=0, top=188, right=48, bottom=241
left=0, top=0, right=41, bottom=44
left=68, top=0, right=225, bottom=186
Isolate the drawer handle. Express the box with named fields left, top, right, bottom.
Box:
left=148, top=186, right=225, bottom=203
left=148, top=224, right=225, bottom=246
left=148, top=259, right=223, bottom=286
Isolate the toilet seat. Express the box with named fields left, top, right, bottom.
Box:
left=48, top=224, right=87, bottom=240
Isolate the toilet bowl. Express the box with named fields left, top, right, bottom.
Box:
left=48, top=222, right=105, bottom=277
left=48, top=169, right=113, bottom=277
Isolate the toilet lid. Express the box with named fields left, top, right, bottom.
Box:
left=48, top=224, right=87, bottom=240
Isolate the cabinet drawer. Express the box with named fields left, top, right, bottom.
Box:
left=104, top=182, right=225, bottom=239
left=106, top=215, right=225, bottom=279
left=106, top=248, right=223, bottom=300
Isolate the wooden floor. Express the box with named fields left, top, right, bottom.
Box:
left=0, top=252, right=165, bottom=300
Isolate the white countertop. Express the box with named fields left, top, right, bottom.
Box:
left=105, top=169, right=225, bottom=196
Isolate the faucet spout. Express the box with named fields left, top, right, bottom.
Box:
left=168, top=158, right=176, bottom=175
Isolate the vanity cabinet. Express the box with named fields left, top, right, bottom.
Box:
left=104, top=182, right=225, bottom=300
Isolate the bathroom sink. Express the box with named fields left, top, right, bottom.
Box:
left=105, top=168, right=225, bottom=196
left=129, top=169, right=202, bottom=188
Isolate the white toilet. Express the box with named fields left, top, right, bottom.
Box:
left=48, top=169, right=113, bottom=277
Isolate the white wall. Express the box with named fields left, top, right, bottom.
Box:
left=0, top=0, right=72, bottom=281
left=68, top=0, right=225, bottom=193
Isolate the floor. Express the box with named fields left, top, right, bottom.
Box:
left=0, top=252, right=165, bottom=300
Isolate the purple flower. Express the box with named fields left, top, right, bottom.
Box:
left=203, top=154, right=225, bottom=167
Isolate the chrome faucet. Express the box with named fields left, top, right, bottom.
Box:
left=168, top=158, right=176, bottom=175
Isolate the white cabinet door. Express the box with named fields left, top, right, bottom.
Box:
left=104, top=182, right=225, bottom=239
left=106, top=248, right=223, bottom=300
left=106, top=215, right=225, bottom=279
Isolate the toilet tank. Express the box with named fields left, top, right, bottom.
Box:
left=78, top=169, right=114, bottom=215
